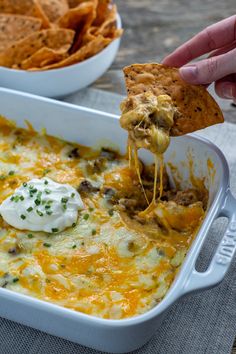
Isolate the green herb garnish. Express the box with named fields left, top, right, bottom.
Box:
left=36, top=210, right=43, bottom=217
left=51, top=228, right=58, bottom=233
left=8, top=170, right=14, bottom=176
left=34, top=199, right=40, bottom=206
left=71, top=193, right=75, bottom=198
left=12, top=277, right=19, bottom=283
left=43, top=243, right=51, bottom=248
left=92, top=229, right=96, bottom=235
left=23, top=182, right=27, bottom=187
left=27, top=206, right=33, bottom=212
left=44, top=180, right=49, bottom=185
left=27, top=233, right=34, bottom=239
left=72, top=245, right=76, bottom=249
left=61, top=197, right=68, bottom=204
left=20, top=214, right=26, bottom=220
left=108, top=209, right=114, bottom=216
left=83, top=213, right=89, bottom=220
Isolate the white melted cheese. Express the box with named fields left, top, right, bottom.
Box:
left=0, top=178, right=83, bottom=233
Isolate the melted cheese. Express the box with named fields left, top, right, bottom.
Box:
left=120, top=92, right=175, bottom=212
left=0, top=116, right=205, bottom=319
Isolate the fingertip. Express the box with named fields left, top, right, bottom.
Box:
left=179, top=66, right=199, bottom=84
left=215, top=81, right=235, bottom=99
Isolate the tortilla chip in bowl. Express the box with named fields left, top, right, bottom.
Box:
left=0, top=0, right=122, bottom=97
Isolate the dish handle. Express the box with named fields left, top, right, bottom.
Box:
left=182, top=190, right=236, bottom=294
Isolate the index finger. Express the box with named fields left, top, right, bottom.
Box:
left=162, top=15, right=236, bottom=67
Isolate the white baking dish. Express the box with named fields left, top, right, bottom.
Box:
left=0, top=88, right=235, bottom=353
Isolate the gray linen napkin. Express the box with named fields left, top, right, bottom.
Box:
left=0, top=88, right=235, bottom=354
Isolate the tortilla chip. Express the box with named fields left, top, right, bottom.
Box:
left=0, top=14, right=42, bottom=52
left=93, top=0, right=111, bottom=26
left=18, top=47, right=68, bottom=69
left=123, top=63, right=224, bottom=135
left=0, top=0, right=51, bottom=28
left=68, top=0, right=94, bottom=8
left=31, top=34, right=111, bottom=70
left=0, top=28, right=75, bottom=68
left=58, top=1, right=97, bottom=53
left=38, top=0, right=69, bottom=22
left=94, top=3, right=116, bottom=37
left=57, top=1, right=94, bottom=30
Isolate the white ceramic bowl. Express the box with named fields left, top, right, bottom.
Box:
left=0, top=15, right=122, bottom=98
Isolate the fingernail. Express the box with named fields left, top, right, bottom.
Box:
left=221, top=83, right=233, bottom=99
left=179, top=65, right=198, bottom=83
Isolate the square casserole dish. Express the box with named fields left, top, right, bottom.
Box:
left=0, top=88, right=235, bottom=353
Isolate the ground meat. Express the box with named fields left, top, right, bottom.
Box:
left=118, top=196, right=147, bottom=214
left=141, top=163, right=169, bottom=191
left=68, top=147, right=80, bottom=159
left=78, top=180, right=99, bottom=194
left=8, top=244, right=21, bottom=255
left=100, top=147, right=118, bottom=160
left=86, top=157, right=106, bottom=174
left=163, top=189, right=201, bottom=206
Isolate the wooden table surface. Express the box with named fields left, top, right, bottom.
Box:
left=91, top=1, right=236, bottom=352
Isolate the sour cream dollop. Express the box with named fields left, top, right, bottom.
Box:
left=0, top=178, right=83, bottom=233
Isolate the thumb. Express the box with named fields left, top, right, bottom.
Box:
left=179, top=48, right=236, bottom=85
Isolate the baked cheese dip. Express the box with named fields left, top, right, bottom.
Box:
left=0, top=116, right=207, bottom=319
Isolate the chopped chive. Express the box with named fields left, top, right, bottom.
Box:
left=63, top=204, right=67, bottom=210
left=27, top=233, right=33, bottom=239
left=45, top=189, right=51, bottom=194
left=36, top=210, right=43, bottom=217
left=29, top=185, right=34, bottom=190
left=10, top=196, right=14, bottom=201
left=42, top=200, right=46, bottom=205
left=46, top=211, right=52, bottom=215
left=72, top=222, right=76, bottom=228
left=92, top=229, right=96, bottom=235
left=20, top=214, right=26, bottom=220
left=72, top=245, right=76, bottom=249
left=89, top=207, right=94, bottom=212
left=23, top=182, right=27, bottom=187
left=0, top=175, right=6, bottom=180
left=8, top=170, right=14, bottom=176
left=71, top=193, right=75, bottom=198
left=61, top=197, right=68, bottom=204
left=108, top=209, right=114, bottom=216
left=45, top=205, right=51, bottom=209
left=14, top=195, right=20, bottom=202
left=43, top=169, right=51, bottom=176
left=47, top=200, right=53, bottom=204
left=12, top=277, right=19, bottom=283
left=43, top=242, right=51, bottom=247
left=44, top=180, right=48, bottom=185
left=20, top=195, right=24, bottom=201
left=37, top=191, right=42, bottom=199
left=51, top=228, right=58, bottom=233
left=31, top=188, right=37, bottom=194
left=27, top=206, right=33, bottom=212
left=34, top=199, right=40, bottom=206
left=83, top=213, right=89, bottom=220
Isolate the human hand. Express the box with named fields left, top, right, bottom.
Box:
left=162, top=15, right=236, bottom=101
